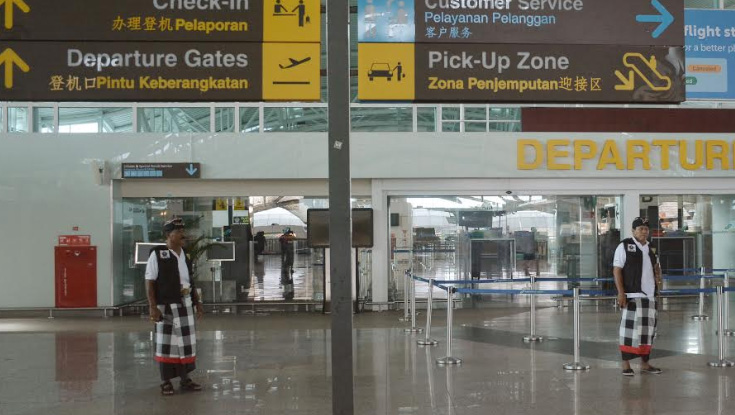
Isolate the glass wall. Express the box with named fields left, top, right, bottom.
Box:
left=388, top=195, right=623, bottom=299
left=641, top=194, right=735, bottom=273
left=115, top=195, right=372, bottom=306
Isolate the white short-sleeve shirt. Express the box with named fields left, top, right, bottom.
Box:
left=613, top=239, right=655, bottom=299
left=144, top=249, right=191, bottom=289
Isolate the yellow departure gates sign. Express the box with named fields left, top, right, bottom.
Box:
left=0, top=47, right=28, bottom=88
left=263, top=43, right=321, bottom=101
left=0, top=41, right=321, bottom=102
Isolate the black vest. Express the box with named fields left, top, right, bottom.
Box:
left=620, top=237, right=658, bottom=295
left=152, top=246, right=194, bottom=306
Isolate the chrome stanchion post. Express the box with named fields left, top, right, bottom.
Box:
left=724, top=272, right=734, bottom=336
left=563, top=288, right=590, bottom=371
left=524, top=274, right=543, bottom=342
left=399, top=270, right=410, bottom=322
left=708, top=286, right=734, bottom=367
left=405, top=274, right=423, bottom=333
left=418, top=279, right=438, bottom=346
left=692, top=267, right=709, bottom=321
left=437, top=287, right=461, bottom=365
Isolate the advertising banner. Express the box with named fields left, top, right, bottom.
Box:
left=684, top=9, right=735, bottom=100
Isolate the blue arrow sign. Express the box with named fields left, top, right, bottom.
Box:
left=185, top=163, right=198, bottom=176
left=636, top=0, right=674, bottom=39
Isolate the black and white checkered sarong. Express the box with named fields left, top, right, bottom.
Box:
left=619, top=297, right=657, bottom=359
left=154, top=296, right=197, bottom=364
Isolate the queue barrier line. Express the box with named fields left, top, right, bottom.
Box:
left=455, top=288, right=573, bottom=296
left=536, top=277, right=598, bottom=282
left=451, top=287, right=722, bottom=296
left=594, top=275, right=725, bottom=283
left=710, top=286, right=735, bottom=367
left=579, top=290, right=616, bottom=296
left=428, top=277, right=596, bottom=285
left=404, top=271, right=424, bottom=334
left=431, top=278, right=532, bottom=285
left=407, top=274, right=734, bottom=370
left=663, top=274, right=726, bottom=280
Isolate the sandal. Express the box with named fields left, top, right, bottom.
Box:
left=160, top=381, right=174, bottom=396
left=641, top=366, right=662, bottom=374
left=180, top=379, right=203, bottom=391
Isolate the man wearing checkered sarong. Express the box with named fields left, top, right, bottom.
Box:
left=146, top=218, right=205, bottom=395
left=613, top=217, right=663, bottom=376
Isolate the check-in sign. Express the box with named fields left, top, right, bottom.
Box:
left=358, top=0, right=683, bottom=46
left=358, top=43, right=686, bottom=103
left=0, top=0, right=320, bottom=42
left=0, top=41, right=320, bottom=101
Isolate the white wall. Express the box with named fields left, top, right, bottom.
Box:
left=3, top=132, right=735, bottom=307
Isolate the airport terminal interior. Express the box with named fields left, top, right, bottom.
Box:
left=4, top=1, right=735, bottom=414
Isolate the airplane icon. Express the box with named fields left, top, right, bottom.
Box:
left=279, top=56, right=312, bottom=69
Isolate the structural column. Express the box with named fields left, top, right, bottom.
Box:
left=327, top=0, right=354, bottom=414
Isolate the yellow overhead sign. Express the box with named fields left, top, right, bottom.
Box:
left=358, top=43, right=415, bottom=101
left=263, top=0, right=320, bottom=43
left=614, top=53, right=672, bottom=92
left=0, top=0, right=30, bottom=30
left=0, top=47, right=28, bottom=88
left=263, top=42, right=321, bottom=101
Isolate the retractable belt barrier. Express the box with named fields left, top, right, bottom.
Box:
left=405, top=273, right=735, bottom=371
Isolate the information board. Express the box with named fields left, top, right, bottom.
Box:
left=356, top=0, right=685, bottom=103
left=123, top=163, right=202, bottom=179
left=358, top=0, right=683, bottom=45
left=0, top=0, right=322, bottom=101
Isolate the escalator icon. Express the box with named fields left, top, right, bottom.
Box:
left=614, top=53, right=671, bottom=92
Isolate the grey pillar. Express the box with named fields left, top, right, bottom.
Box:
left=327, top=1, right=354, bottom=414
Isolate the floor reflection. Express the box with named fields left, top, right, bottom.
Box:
left=1, top=304, right=735, bottom=415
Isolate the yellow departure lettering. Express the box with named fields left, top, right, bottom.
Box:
left=517, top=139, right=543, bottom=169
left=547, top=139, right=571, bottom=170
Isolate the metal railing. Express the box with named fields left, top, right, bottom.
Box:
left=405, top=271, right=735, bottom=369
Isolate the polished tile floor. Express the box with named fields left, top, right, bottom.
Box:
left=2, top=300, right=735, bottom=415
left=247, top=254, right=324, bottom=302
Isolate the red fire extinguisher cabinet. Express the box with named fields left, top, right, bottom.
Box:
left=55, top=246, right=97, bottom=308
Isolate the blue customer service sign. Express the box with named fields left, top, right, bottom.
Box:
left=685, top=9, right=735, bottom=100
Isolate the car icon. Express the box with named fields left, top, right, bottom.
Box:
left=368, top=63, right=393, bottom=81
